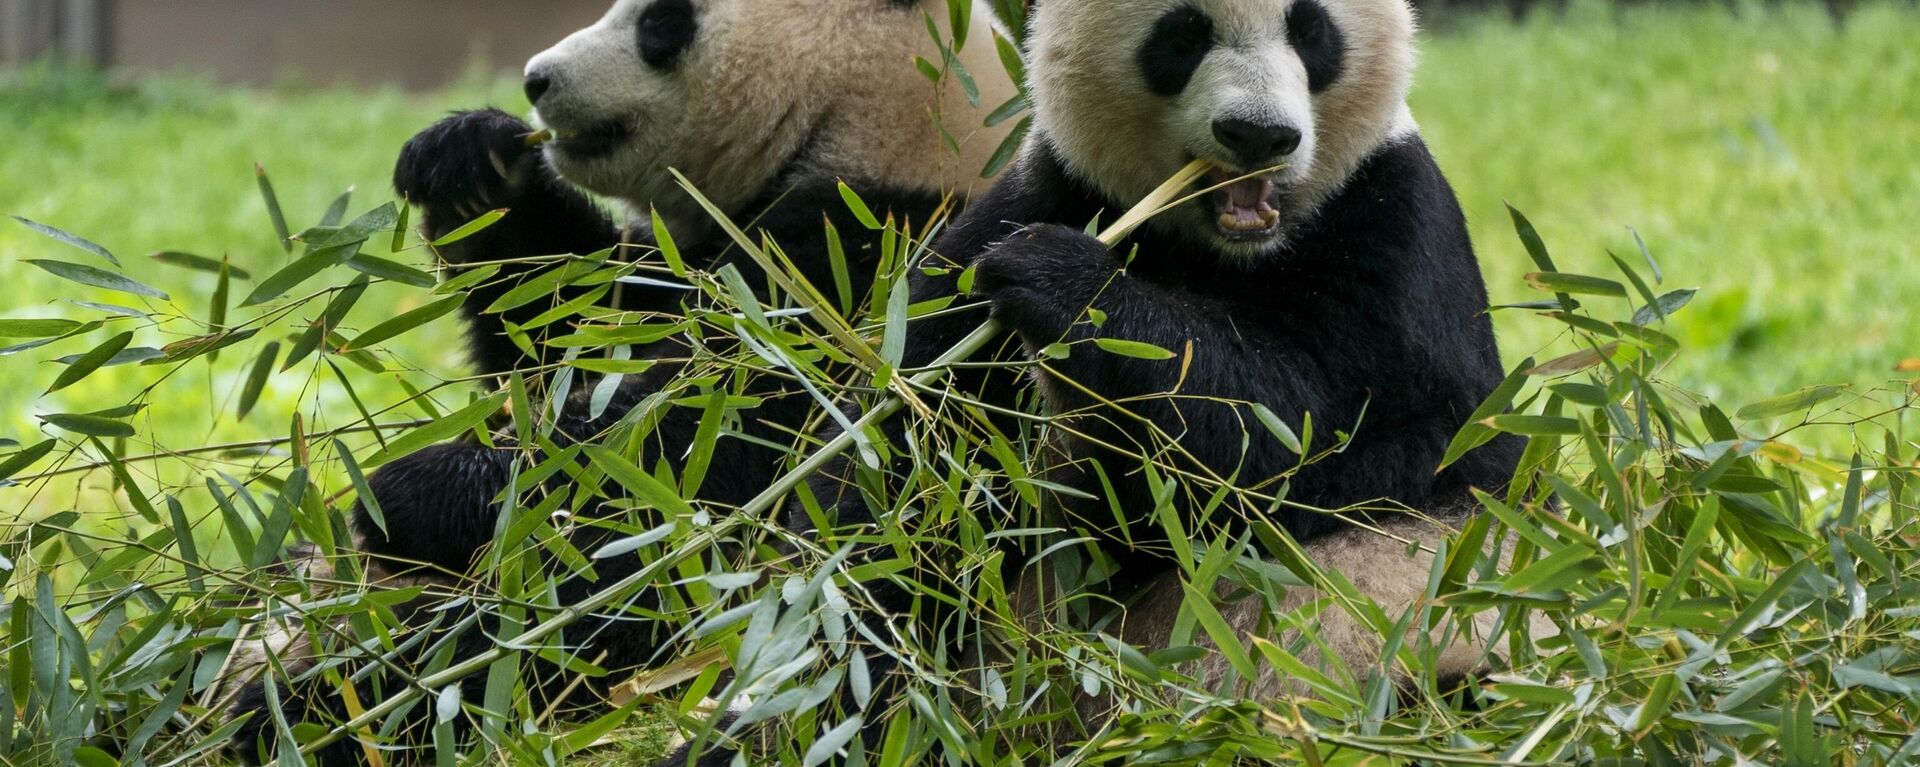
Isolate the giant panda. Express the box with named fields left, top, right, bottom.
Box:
left=778, top=0, right=1528, bottom=756
left=222, top=0, right=1015, bottom=763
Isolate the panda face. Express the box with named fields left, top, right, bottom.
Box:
left=520, top=0, right=1015, bottom=239
left=1029, top=0, right=1416, bottom=259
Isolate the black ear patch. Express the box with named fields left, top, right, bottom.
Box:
left=638, top=0, right=699, bottom=70
left=1287, top=0, right=1346, bottom=93
left=1138, top=5, right=1216, bottom=98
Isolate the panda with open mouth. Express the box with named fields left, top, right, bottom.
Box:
left=785, top=0, right=1530, bottom=757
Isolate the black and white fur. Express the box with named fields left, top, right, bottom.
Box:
left=222, top=1, right=1013, bottom=763
left=795, top=0, right=1526, bottom=747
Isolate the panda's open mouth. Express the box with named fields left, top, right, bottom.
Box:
left=1205, top=168, right=1282, bottom=239
left=550, top=121, right=632, bottom=160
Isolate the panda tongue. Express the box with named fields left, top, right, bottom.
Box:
left=1216, top=174, right=1278, bottom=231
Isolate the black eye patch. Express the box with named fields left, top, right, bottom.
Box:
left=1138, top=5, right=1216, bottom=97
left=1286, top=0, right=1346, bottom=93
left=638, top=0, right=698, bottom=70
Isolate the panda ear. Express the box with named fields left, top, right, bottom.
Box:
left=885, top=0, right=922, bottom=9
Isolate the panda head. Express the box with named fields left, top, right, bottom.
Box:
left=524, top=0, right=1011, bottom=235
left=1028, top=0, right=1417, bottom=260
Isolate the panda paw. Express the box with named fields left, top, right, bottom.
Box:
left=393, top=108, right=547, bottom=251
left=973, top=223, right=1120, bottom=341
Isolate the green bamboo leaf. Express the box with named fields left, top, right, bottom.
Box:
left=339, top=295, right=464, bottom=352
left=1095, top=338, right=1176, bottom=360
left=27, top=259, right=169, bottom=300
left=805, top=716, right=864, bottom=767
left=209, top=257, right=231, bottom=335
left=241, top=244, right=356, bottom=307
left=1440, top=356, right=1534, bottom=470
left=152, top=328, right=260, bottom=365
left=364, top=393, right=507, bottom=468
left=1630, top=290, right=1694, bottom=325
left=838, top=182, right=882, bottom=229
left=150, top=251, right=253, bottom=280
left=346, top=254, right=436, bottom=288
left=981, top=115, right=1031, bottom=179
left=41, top=412, right=136, bottom=438
left=585, top=445, right=696, bottom=519
left=1484, top=414, right=1582, bottom=436
left=284, top=276, right=370, bottom=371
left=256, top=164, right=292, bottom=252
left=0, top=319, right=84, bottom=338
left=306, top=202, right=399, bottom=249
left=320, top=187, right=354, bottom=227
left=336, top=439, right=385, bottom=536
left=237, top=342, right=281, bottom=420
left=1506, top=205, right=1577, bottom=313
left=11, top=215, right=119, bottom=266
left=1524, top=271, right=1626, bottom=298
left=0, top=439, right=56, bottom=482
left=391, top=199, right=411, bottom=252
left=1179, top=580, right=1258, bottom=680
left=48, top=331, right=133, bottom=393
left=483, top=257, right=603, bottom=314
left=650, top=206, right=686, bottom=277
left=431, top=209, right=508, bottom=247
left=1735, top=385, right=1849, bottom=421
left=1250, top=403, right=1302, bottom=455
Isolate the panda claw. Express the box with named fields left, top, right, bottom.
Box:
left=488, top=149, right=513, bottom=181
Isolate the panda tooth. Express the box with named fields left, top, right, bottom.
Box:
left=1260, top=209, right=1280, bottom=227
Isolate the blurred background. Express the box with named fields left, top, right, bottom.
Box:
left=0, top=0, right=1915, bottom=510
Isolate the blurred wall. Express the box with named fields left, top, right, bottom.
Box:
left=40, top=0, right=612, bottom=88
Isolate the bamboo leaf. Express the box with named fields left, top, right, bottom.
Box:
left=256, top=164, right=293, bottom=252
left=1736, top=385, right=1849, bottom=421
left=838, top=182, right=882, bottom=230
left=237, top=342, right=281, bottom=420
left=41, top=412, right=136, bottom=438
left=242, top=244, right=356, bottom=307
left=150, top=251, right=253, bottom=280
left=11, top=215, right=119, bottom=266
left=339, top=294, right=464, bottom=352
left=27, top=259, right=170, bottom=300
left=47, top=331, right=132, bottom=393
left=364, top=393, right=508, bottom=468
left=0, top=319, right=84, bottom=338
left=431, top=209, right=508, bottom=247
left=1095, top=338, right=1175, bottom=360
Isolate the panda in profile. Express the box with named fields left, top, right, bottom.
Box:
left=791, top=0, right=1527, bottom=749
left=223, top=0, right=1013, bottom=763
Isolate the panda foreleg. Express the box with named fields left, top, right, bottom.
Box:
left=393, top=108, right=622, bottom=377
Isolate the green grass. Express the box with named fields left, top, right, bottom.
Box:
left=0, top=67, right=525, bottom=520
left=1416, top=1, right=1920, bottom=397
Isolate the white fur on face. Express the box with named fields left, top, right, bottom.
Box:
left=1029, top=0, right=1419, bottom=260
left=526, top=0, right=1016, bottom=239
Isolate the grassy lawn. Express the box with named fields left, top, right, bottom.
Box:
left=1418, top=2, right=1920, bottom=398
left=1, top=2, right=1916, bottom=763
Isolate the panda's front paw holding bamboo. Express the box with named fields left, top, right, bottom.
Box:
left=393, top=108, right=548, bottom=260
left=973, top=223, right=1120, bottom=342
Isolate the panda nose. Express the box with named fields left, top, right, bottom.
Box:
left=524, top=72, right=554, bottom=106
left=1211, top=118, right=1303, bottom=166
